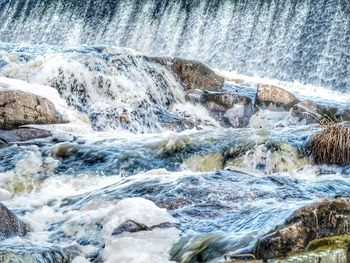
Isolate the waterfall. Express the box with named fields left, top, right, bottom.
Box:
left=0, top=0, right=349, bottom=91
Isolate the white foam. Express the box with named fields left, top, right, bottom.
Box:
left=102, top=197, right=179, bottom=263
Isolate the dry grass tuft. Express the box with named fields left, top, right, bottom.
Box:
left=309, top=124, right=350, bottom=165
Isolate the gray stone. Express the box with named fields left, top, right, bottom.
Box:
left=0, top=90, right=64, bottom=129
left=290, top=100, right=322, bottom=124
left=256, top=84, right=300, bottom=110
left=0, top=128, right=52, bottom=144
left=112, top=220, right=175, bottom=236
left=112, top=220, right=150, bottom=235
left=0, top=203, right=28, bottom=240
left=255, top=198, right=350, bottom=260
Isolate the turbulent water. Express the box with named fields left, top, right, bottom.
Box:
left=0, top=1, right=350, bottom=263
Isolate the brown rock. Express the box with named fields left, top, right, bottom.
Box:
left=255, top=198, right=350, bottom=260
left=0, top=90, right=63, bottom=129
left=170, top=58, right=225, bottom=91
left=143, top=56, right=225, bottom=91
left=256, top=84, right=300, bottom=110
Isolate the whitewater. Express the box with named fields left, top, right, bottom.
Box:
left=0, top=0, right=350, bottom=263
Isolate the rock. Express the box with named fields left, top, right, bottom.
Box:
left=188, top=90, right=254, bottom=128
left=0, top=90, right=63, bottom=129
left=0, top=203, right=28, bottom=240
left=290, top=100, right=350, bottom=125
left=0, top=245, right=78, bottom=263
left=0, top=128, right=52, bottom=145
left=183, top=153, right=224, bottom=172
left=224, top=141, right=309, bottom=174
left=111, top=219, right=174, bottom=236
left=290, top=100, right=323, bottom=124
left=111, top=220, right=150, bottom=235
left=170, top=58, right=225, bottom=91
left=255, top=198, right=350, bottom=260
left=256, top=84, right=300, bottom=110
left=0, top=139, right=6, bottom=149
left=145, top=56, right=225, bottom=91
left=307, top=235, right=350, bottom=252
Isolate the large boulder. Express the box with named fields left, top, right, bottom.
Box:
left=0, top=203, right=28, bottom=240
left=188, top=90, right=254, bottom=128
left=145, top=56, right=225, bottom=91
left=0, top=90, right=63, bottom=129
left=170, top=58, right=225, bottom=91
left=256, top=84, right=300, bottom=110
left=255, top=198, right=350, bottom=260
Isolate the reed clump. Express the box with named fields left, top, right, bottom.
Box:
left=309, top=124, right=350, bottom=165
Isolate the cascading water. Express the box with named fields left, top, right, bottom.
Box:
left=0, top=1, right=350, bottom=263
left=1, top=0, right=350, bottom=91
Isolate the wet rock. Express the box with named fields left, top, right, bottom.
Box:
left=256, top=84, right=300, bottom=110
left=0, top=203, right=28, bottom=240
left=0, top=245, right=77, bottom=263
left=183, top=153, right=224, bottom=172
left=307, top=235, right=350, bottom=252
left=0, top=90, right=64, bottom=129
left=224, top=141, right=309, bottom=174
left=170, top=58, right=225, bottom=91
left=290, top=100, right=349, bottom=125
left=290, top=100, right=323, bottom=124
left=112, top=220, right=150, bottom=235
left=155, top=106, right=197, bottom=132
left=255, top=198, right=350, bottom=260
left=188, top=90, right=254, bottom=128
left=111, top=219, right=175, bottom=236
left=0, top=128, right=52, bottom=144
left=0, top=139, right=6, bottom=149
left=271, top=248, right=350, bottom=263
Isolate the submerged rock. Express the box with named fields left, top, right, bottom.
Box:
left=224, top=141, right=309, bottom=174
left=0, top=245, right=77, bottom=263
left=112, top=219, right=175, bottom=236
left=0, top=90, right=63, bottom=129
left=256, top=84, right=300, bottom=110
left=170, top=58, right=225, bottom=91
left=183, top=153, right=224, bottom=172
left=188, top=90, right=254, bottom=128
left=255, top=198, right=350, bottom=260
left=0, top=203, right=28, bottom=240
left=0, top=139, right=6, bottom=149
left=112, top=220, right=150, bottom=235
left=0, top=127, right=52, bottom=145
